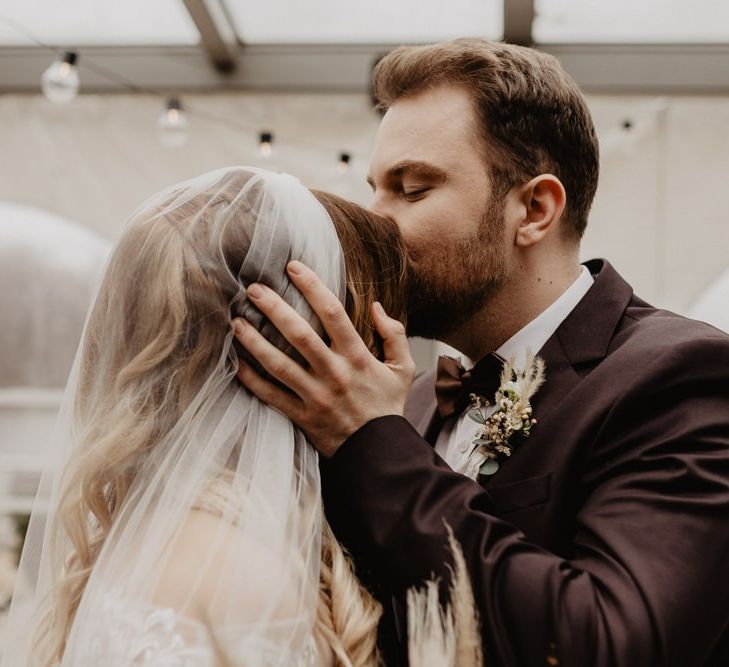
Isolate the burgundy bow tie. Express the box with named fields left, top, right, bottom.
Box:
left=434, top=353, right=505, bottom=418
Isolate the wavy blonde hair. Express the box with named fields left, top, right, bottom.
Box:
left=34, top=181, right=407, bottom=667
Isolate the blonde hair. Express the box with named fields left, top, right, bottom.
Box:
left=36, top=180, right=407, bottom=666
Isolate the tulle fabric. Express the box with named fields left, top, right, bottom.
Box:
left=2, top=167, right=345, bottom=666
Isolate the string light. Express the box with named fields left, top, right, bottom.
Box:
left=2, top=18, right=360, bottom=169
left=41, top=51, right=79, bottom=104
left=157, top=98, right=189, bottom=148
left=338, top=152, right=351, bottom=173
left=259, top=131, right=274, bottom=157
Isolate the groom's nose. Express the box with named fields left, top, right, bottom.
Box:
left=368, top=193, right=397, bottom=227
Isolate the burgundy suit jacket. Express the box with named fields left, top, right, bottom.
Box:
left=320, top=259, right=729, bottom=666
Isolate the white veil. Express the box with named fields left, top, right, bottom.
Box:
left=3, top=166, right=346, bottom=666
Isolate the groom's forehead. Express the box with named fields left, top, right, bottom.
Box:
left=368, top=104, right=479, bottom=183
left=374, top=87, right=478, bottom=146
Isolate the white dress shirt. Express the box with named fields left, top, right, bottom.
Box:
left=434, top=266, right=594, bottom=477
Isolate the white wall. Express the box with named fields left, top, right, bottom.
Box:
left=1, top=91, right=727, bottom=370
left=0, top=93, right=376, bottom=240
left=583, top=96, right=729, bottom=313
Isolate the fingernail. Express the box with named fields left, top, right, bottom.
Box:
left=288, top=261, right=304, bottom=275
left=233, top=319, right=247, bottom=335
left=247, top=283, right=264, bottom=299
left=373, top=301, right=385, bottom=316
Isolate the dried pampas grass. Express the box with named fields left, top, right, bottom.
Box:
left=406, top=525, right=484, bottom=667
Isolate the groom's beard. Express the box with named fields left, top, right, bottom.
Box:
left=405, top=197, right=507, bottom=341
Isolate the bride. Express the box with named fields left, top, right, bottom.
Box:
left=4, top=166, right=481, bottom=667
left=3, top=166, right=409, bottom=666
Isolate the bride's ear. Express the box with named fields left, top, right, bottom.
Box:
left=514, top=175, right=566, bottom=248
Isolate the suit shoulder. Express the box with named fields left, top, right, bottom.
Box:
left=618, top=300, right=729, bottom=352
left=608, top=302, right=729, bottom=382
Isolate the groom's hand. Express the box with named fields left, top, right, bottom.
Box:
left=232, top=260, right=416, bottom=458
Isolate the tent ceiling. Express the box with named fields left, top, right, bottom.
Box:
left=0, top=0, right=503, bottom=46
left=534, top=0, right=729, bottom=43
left=4, top=0, right=729, bottom=46
left=226, top=0, right=503, bottom=43
left=1, top=0, right=729, bottom=93
left=0, top=0, right=200, bottom=45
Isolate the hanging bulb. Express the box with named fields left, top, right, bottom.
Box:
left=41, top=51, right=80, bottom=104
left=259, top=131, right=273, bottom=157
left=158, top=98, right=188, bottom=148
left=337, top=152, right=351, bottom=173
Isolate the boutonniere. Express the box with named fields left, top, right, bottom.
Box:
left=465, top=351, right=546, bottom=478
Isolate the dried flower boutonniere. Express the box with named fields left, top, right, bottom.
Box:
left=465, top=351, right=546, bottom=478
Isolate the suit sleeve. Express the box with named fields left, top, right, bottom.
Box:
left=319, top=336, right=729, bottom=667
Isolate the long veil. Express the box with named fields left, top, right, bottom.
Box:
left=2, top=167, right=346, bottom=666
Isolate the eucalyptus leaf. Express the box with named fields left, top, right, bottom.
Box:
left=467, top=408, right=486, bottom=424
left=479, top=460, right=500, bottom=476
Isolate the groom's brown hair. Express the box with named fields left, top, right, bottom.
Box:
left=372, top=38, right=600, bottom=242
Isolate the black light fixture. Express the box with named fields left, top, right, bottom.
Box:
left=338, top=152, right=351, bottom=172
left=259, top=131, right=274, bottom=157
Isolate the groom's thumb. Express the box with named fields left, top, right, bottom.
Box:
left=372, top=302, right=415, bottom=376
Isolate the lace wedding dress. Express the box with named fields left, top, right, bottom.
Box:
left=70, top=588, right=320, bottom=667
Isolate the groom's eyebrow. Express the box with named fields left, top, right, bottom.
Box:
left=367, top=161, right=447, bottom=190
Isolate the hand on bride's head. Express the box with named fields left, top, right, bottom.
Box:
left=233, top=190, right=413, bottom=457
left=234, top=260, right=416, bottom=458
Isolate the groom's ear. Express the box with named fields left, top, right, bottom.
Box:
left=514, top=174, right=566, bottom=248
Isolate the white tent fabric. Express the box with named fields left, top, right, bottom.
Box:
left=688, top=267, right=729, bottom=334
left=0, top=203, right=110, bottom=513
left=533, top=0, right=729, bottom=43
left=0, top=0, right=199, bottom=45
left=4, top=0, right=729, bottom=46
left=0, top=201, right=110, bottom=388
left=0, top=0, right=502, bottom=46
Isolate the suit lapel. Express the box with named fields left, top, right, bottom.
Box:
left=527, top=334, right=581, bottom=424
left=528, top=259, right=634, bottom=424
left=555, top=259, right=634, bottom=367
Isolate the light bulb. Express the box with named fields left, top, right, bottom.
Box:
left=41, top=52, right=80, bottom=104
left=158, top=98, right=188, bottom=148
left=338, top=152, right=351, bottom=173
left=259, top=132, right=273, bottom=157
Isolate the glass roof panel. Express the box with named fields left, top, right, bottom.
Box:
left=534, top=0, right=729, bottom=43
left=225, top=0, right=503, bottom=44
left=0, top=0, right=199, bottom=46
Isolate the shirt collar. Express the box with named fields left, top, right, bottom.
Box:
left=490, top=265, right=594, bottom=370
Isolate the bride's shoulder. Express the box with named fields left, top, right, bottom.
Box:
left=148, top=509, right=326, bottom=663
left=151, top=508, right=292, bottom=624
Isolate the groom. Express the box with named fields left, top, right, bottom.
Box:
left=234, top=39, right=729, bottom=665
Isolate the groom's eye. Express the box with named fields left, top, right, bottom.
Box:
left=401, top=187, right=429, bottom=200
